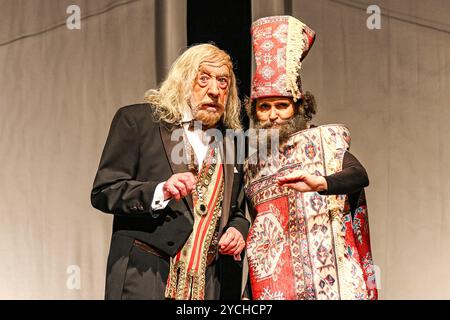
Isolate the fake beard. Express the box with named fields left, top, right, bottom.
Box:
left=191, top=102, right=224, bottom=129
left=254, top=112, right=308, bottom=153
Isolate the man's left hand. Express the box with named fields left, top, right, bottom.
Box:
left=218, top=227, right=245, bottom=256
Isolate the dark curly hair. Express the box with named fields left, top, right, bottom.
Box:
left=245, top=91, right=317, bottom=123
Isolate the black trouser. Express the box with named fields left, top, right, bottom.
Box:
left=116, top=240, right=221, bottom=300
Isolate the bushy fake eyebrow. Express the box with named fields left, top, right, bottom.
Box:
left=199, top=71, right=230, bottom=78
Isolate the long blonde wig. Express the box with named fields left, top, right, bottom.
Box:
left=144, top=43, right=242, bottom=130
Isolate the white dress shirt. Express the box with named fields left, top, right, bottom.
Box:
left=151, top=107, right=209, bottom=210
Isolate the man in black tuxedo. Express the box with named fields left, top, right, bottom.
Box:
left=91, top=44, right=249, bottom=300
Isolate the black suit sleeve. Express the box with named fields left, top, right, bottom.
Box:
left=225, top=164, right=251, bottom=240
left=226, top=196, right=250, bottom=241
left=321, top=151, right=369, bottom=195
left=91, top=107, right=159, bottom=216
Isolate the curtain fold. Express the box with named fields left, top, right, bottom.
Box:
left=0, top=0, right=186, bottom=299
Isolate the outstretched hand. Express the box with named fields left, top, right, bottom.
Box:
left=276, top=170, right=328, bottom=193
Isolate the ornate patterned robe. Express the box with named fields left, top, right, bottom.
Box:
left=244, top=125, right=377, bottom=300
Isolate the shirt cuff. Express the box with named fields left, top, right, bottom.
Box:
left=151, top=182, right=170, bottom=210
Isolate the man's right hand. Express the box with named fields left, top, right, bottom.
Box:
left=162, top=172, right=197, bottom=201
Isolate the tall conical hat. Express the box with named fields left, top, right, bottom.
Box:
left=251, top=15, right=316, bottom=102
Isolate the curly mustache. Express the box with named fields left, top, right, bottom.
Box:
left=190, top=100, right=225, bottom=128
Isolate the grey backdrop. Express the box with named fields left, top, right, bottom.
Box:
left=0, top=0, right=449, bottom=299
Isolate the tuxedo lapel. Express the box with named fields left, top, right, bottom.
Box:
left=159, top=123, right=194, bottom=215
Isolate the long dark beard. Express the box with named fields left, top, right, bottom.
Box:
left=254, top=112, right=308, bottom=154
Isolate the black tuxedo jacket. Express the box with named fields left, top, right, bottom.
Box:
left=91, top=104, right=249, bottom=297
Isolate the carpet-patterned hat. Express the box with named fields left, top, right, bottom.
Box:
left=251, top=15, right=316, bottom=102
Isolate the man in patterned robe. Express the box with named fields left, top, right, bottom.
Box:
left=243, top=15, right=378, bottom=300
